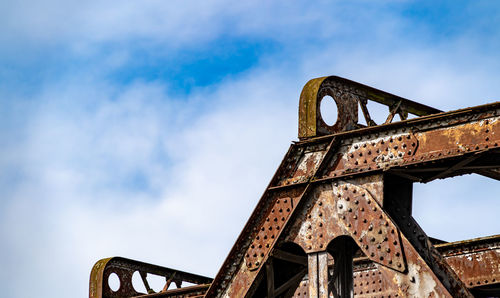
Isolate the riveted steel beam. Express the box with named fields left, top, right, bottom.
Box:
left=89, top=257, right=212, bottom=298
left=298, top=76, right=441, bottom=139
left=289, top=235, right=500, bottom=297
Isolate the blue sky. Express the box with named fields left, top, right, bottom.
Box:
left=1, top=1, right=500, bottom=297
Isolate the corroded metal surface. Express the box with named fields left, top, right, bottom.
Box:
left=289, top=182, right=406, bottom=272
left=290, top=235, right=500, bottom=297
left=207, top=78, right=499, bottom=298
left=298, top=76, right=442, bottom=139
left=89, top=257, right=212, bottom=298
left=284, top=177, right=470, bottom=297
left=135, top=284, right=210, bottom=297
left=90, top=76, right=500, bottom=298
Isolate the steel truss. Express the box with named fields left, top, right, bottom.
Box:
left=90, top=76, right=500, bottom=298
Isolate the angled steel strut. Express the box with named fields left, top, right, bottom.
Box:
left=90, top=76, right=500, bottom=298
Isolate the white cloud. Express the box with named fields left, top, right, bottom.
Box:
left=0, top=69, right=300, bottom=296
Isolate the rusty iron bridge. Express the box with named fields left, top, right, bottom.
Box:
left=90, top=76, right=500, bottom=297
